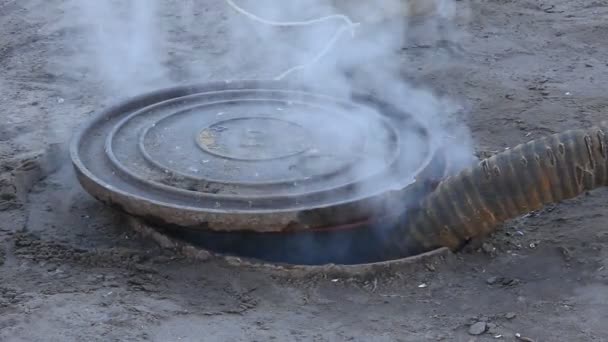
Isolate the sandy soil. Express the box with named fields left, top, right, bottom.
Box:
left=1, top=0, right=608, bottom=341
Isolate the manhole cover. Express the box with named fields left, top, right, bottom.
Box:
left=71, top=80, right=446, bottom=237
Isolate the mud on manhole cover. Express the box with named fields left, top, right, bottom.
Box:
left=71, top=80, right=453, bottom=265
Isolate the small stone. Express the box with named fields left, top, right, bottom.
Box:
left=86, top=274, right=103, bottom=282
left=140, top=284, right=158, bottom=292
left=486, top=276, right=501, bottom=285
left=501, top=278, right=520, bottom=286
left=487, top=323, right=498, bottom=334
left=482, top=243, right=495, bottom=254
left=505, top=312, right=516, bottom=319
left=558, top=246, right=572, bottom=261
left=469, top=322, right=487, bottom=336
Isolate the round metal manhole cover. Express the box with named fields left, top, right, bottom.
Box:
left=195, top=117, right=312, bottom=161
left=71, top=80, right=445, bottom=233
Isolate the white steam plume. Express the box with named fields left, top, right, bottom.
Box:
left=65, top=0, right=475, bottom=217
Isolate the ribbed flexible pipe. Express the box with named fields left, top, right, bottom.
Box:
left=387, top=122, right=608, bottom=256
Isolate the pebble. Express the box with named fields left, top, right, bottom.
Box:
left=487, top=323, right=498, bottom=334
left=482, top=242, right=496, bottom=254
left=487, top=276, right=520, bottom=286
left=502, top=278, right=521, bottom=286
left=557, top=246, right=572, bottom=261
left=86, top=274, right=104, bottom=282
left=486, top=276, right=500, bottom=285
left=505, top=312, right=517, bottom=319
left=469, top=322, right=487, bottom=335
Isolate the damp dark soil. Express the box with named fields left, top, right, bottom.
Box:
left=1, top=0, right=608, bottom=341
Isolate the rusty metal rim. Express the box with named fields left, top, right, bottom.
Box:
left=70, top=80, right=440, bottom=216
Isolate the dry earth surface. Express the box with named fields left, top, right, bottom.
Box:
left=1, top=0, right=608, bottom=341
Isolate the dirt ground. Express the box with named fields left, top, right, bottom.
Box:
left=1, top=0, right=608, bottom=341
